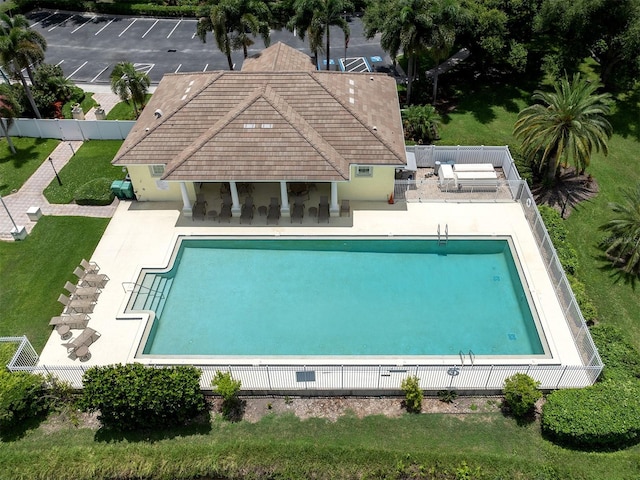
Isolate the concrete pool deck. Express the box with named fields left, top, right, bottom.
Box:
left=38, top=199, right=583, bottom=367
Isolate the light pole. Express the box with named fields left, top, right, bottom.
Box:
left=49, top=157, right=62, bottom=186
left=0, top=195, right=19, bottom=232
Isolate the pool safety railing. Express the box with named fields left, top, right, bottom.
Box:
left=1, top=336, right=39, bottom=370
left=459, top=350, right=475, bottom=366
left=122, top=281, right=166, bottom=312
left=438, top=223, right=448, bottom=246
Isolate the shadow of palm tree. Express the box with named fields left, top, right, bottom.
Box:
left=595, top=252, right=638, bottom=289
left=609, top=87, right=640, bottom=142
left=531, top=168, right=598, bottom=217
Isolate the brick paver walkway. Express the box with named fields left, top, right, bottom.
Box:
left=0, top=91, right=122, bottom=241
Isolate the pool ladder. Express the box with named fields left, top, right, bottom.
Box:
left=438, top=223, right=448, bottom=246
left=459, top=350, right=475, bottom=366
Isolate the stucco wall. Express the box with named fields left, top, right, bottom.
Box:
left=337, top=165, right=395, bottom=201
left=127, top=165, right=193, bottom=202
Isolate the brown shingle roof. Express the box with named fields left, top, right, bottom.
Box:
left=113, top=48, right=406, bottom=182
left=240, top=42, right=315, bottom=72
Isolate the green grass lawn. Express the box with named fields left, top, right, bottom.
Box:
left=106, top=94, right=153, bottom=120
left=2, top=411, right=640, bottom=479
left=42, top=140, right=124, bottom=204
left=0, top=216, right=110, bottom=351
left=0, top=138, right=60, bottom=196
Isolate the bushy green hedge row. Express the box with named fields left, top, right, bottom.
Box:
left=590, top=324, right=640, bottom=382
left=79, top=363, right=206, bottom=431
left=13, top=0, right=199, bottom=17
left=542, top=381, right=640, bottom=449
left=538, top=204, right=598, bottom=323
left=74, top=178, right=114, bottom=206
left=0, top=370, right=47, bottom=431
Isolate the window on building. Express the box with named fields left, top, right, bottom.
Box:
left=355, top=165, right=373, bottom=177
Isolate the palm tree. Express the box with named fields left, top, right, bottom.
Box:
left=290, top=0, right=352, bottom=70
left=401, top=104, right=441, bottom=143
left=110, top=62, right=151, bottom=119
left=198, top=0, right=238, bottom=70
left=198, top=0, right=271, bottom=70
left=0, top=13, right=46, bottom=119
left=513, top=74, right=613, bottom=181
left=600, top=185, right=640, bottom=277
left=0, top=84, right=20, bottom=154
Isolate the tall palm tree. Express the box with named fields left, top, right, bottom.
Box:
left=0, top=13, right=46, bottom=119
left=198, top=0, right=271, bottom=70
left=513, top=73, right=613, bottom=181
left=600, top=185, right=640, bottom=277
left=197, top=0, right=238, bottom=70
left=110, top=62, right=151, bottom=119
left=290, top=0, right=352, bottom=70
left=0, top=84, right=20, bottom=154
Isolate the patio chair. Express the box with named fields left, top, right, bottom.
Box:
left=340, top=199, right=350, bottom=217
left=291, top=197, right=304, bottom=223
left=62, top=327, right=101, bottom=361
left=50, top=314, right=90, bottom=340
left=240, top=197, right=255, bottom=224
left=64, top=281, right=100, bottom=300
left=80, top=258, right=100, bottom=274
left=73, top=267, right=110, bottom=288
left=218, top=197, right=232, bottom=223
left=318, top=196, right=330, bottom=223
left=267, top=197, right=280, bottom=225
left=192, top=195, right=207, bottom=221
left=58, top=293, right=95, bottom=314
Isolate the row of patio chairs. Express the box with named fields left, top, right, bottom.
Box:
left=51, top=259, right=105, bottom=361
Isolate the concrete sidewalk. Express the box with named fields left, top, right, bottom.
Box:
left=0, top=91, right=124, bottom=241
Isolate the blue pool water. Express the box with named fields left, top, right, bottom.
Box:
left=135, top=238, right=545, bottom=357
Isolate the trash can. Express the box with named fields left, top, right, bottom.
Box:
left=110, top=180, right=124, bottom=200
left=120, top=180, right=134, bottom=200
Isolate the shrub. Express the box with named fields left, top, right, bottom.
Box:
left=401, top=376, right=423, bottom=413
left=590, top=324, right=640, bottom=382
left=437, top=389, right=458, bottom=403
left=79, top=363, right=206, bottom=430
left=212, top=371, right=241, bottom=420
left=0, top=343, right=17, bottom=368
left=567, top=276, right=598, bottom=324
left=74, top=178, right=115, bottom=206
left=503, top=373, right=541, bottom=418
left=542, top=381, right=640, bottom=449
left=538, top=205, right=579, bottom=275
left=0, top=370, right=47, bottom=430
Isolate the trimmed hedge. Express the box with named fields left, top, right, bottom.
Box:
left=0, top=370, right=47, bottom=431
left=538, top=205, right=578, bottom=275
left=14, top=0, right=199, bottom=17
left=590, top=324, right=640, bottom=382
left=79, top=363, right=206, bottom=431
left=542, top=381, right=640, bottom=449
left=74, top=178, right=114, bottom=206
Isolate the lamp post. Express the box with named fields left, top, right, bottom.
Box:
left=49, top=157, right=63, bottom=186
left=0, top=194, right=26, bottom=239
left=0, top=195, right=18, bottom=231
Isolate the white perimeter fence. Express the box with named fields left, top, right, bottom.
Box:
left=3, top=146, right=603, bottom=393
left=7, top=118, right=135, bottom=140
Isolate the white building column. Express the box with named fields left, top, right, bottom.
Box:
left=330, top=182, right=339, bottom=214
left=179, top=182, right=192, bottom=216
left=279, top=181, right=290, bottom=217
left=229, top=181, right=241, bottom=215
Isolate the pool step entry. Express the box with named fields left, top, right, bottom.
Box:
left=126, top=274, right=173, bottom=317
left=437, top=223, right=449, bottom=246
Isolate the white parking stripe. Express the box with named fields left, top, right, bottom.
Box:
left=118, top=19, right=136, bottom=37
left=91, top=65, right=110, bottom=83
left=192, top=31, right=197, bottom=39
left=175, top=64, right=182, bottom=73
left=29, top=12, right=56, bottom=28
left=49, top=14, right=75, bottom=32
left=66, top=61, right=88, bottom=80
left=56, top=59, right=64, bottom=66
left=202, top=64, right=208, bottom=72
left=167, top=19, right=181, bottom=38
left=71, top=17, right=93, bottom=34
left=142, top=19, right=159, bottom=39
left=95, top=19, right=114, bottom=36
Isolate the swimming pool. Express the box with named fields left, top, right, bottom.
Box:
left=130, top=237, right=548, bottom=359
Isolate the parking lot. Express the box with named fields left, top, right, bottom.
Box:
left=27, top=10, right=389, bottom=84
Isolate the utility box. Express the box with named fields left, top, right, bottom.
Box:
left=26, top=206, right=42, bottom=221
left=94, top=107, right=106, bottom=120
left=110, top=180, right=124, bottom=199
left=120, top=181, right=134, bottom=200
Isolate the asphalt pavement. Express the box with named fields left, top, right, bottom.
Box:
left=26, top=9, right=391, bottom=84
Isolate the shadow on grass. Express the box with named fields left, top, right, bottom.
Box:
left=93, top=416, right=213, bottom=443
left=0, top=412, right=50, bottom=442
left=595, top=252, right=638, bottom=289
left=609, top=87, right=640, bottom=142
left=0, top=138, right=51, bottom=170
